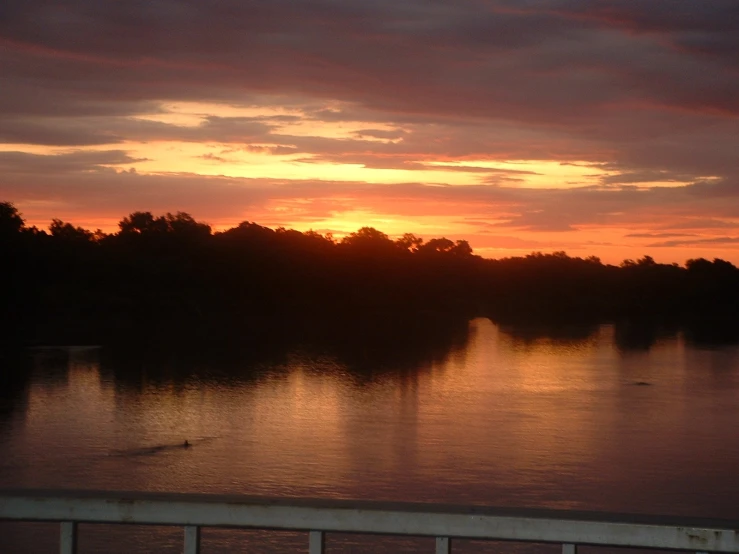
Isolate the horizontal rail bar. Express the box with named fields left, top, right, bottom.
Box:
left=1, top=490, right=738, bottom=552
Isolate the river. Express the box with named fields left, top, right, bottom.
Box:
left=1, top=318, right=739, bottom=553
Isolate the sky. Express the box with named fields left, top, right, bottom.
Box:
left=2, top=0, right=739, bottom=264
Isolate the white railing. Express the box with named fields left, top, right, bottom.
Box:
left=1, top=490, right=738, bottom=554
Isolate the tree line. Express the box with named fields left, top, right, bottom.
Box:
left=2, top=201, right=738, bottom=347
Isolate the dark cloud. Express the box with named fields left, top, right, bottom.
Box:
left=531, top=0, right=739, bottom=65
left=647, top=237, right=739, bottom=248
left=353, top=128, right=407, bottom=140
left=198, top=153, right=230, bottom=163
left=0, top=150, right=145, bottom=174
left=625, top=233, right=696, bottom=239
left=0, top=116, right=124, bottom=146
left=0, top=114, right=275, bottom=147
left=658, top=219, right=739, bottom=231
left=601, top=171, right=695, bottom=186
left=3, top=0, right=738, bottom=122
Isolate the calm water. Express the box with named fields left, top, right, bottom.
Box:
left=2, top=318, right=739, bottom=553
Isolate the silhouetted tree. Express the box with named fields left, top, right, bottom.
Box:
left=0, top=202, right=24, bottom=236
left=396, top=233, right=423, bottom=252
left=419, top=237, right=455, bottom=254
left=686, top=258, right=714, bottom=273
left=2, top=199, right=739, bottom=348
left=49, top=219, right=95, bottom=243
left=119, top=212, right=168, bottom=234
left=164, top=212, right=211, bottom=239
left=342, top=227, right=394, bottom=248
left=452, top=240, right=473, bottom=257
left=340, top=227, right=401, bottom=260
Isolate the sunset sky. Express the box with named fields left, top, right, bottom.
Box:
left=2, top=0, right=739, bottom=264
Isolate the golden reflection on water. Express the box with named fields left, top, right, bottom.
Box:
left=7, top=319, right=739, bottom=521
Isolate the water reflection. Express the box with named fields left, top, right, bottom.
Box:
left=2, top=318, right=739, bottom=553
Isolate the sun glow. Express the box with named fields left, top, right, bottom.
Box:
left=4, top=96, right=737, bottom=265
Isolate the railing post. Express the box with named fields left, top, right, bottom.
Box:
left=59, top=521, right=78, bottom=554
left=309, top=530, right=325, bottom=554
left=563, top=543, right=577, bottom=554
left=436, top=536, right=451, bottom=553
left=184, top=525, right=201, bottom=554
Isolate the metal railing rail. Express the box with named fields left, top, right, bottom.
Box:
left=1, top=490, right=738, bottom=554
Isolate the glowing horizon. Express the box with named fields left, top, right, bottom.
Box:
left=2, top=1, right=739, bottom=265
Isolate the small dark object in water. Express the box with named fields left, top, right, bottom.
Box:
left=633, top=381, right=652, bottom=386
left=184, top=440, right=190, bottom=448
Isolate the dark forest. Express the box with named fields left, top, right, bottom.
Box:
left=3, top=201, right=738, bottom=353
